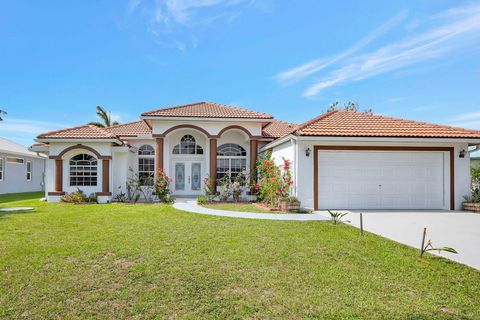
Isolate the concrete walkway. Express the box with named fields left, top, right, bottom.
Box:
left=173, top=200, right=328, bottom=221
left=316, top=210, right=480, bottom=270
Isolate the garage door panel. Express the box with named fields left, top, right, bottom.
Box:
left=318, top=150, right=447, bottom=210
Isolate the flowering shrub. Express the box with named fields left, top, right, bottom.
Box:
left=256, top=151, right=295, bottom=207
left=61, top=188, right=97, bottom=203
left=154, top=168, right=172, bottom=202
left=203, top=175, right=217, bottom=199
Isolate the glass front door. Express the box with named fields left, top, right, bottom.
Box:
left=173, top=161, right=203, bottom=195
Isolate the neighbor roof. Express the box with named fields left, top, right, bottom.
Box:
left=142, top=102, right=273, bottom=119
left=262, top=120, right=297, bottom=138
left=291, top=110, right=480, bottom=139
left=104, top=121, right=152, bottom=137
left=37, top=124, right=118, bottom=140
left=0, top=137, right=44, bottom=158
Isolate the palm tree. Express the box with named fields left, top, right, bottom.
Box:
left=89, top=105, right=119, bottom=128
left=0, top=109, right=6, bottom=121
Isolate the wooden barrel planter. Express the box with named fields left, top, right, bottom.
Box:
left=463, top=202, right=480, bottom=212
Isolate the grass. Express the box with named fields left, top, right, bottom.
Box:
left=202, top=203, right=292, bottom=214
left=1, top=193, right=479, bottom=319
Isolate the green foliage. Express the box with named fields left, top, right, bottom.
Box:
left=112, top=188, right=128, bottom=203
left=465, top=167, right=480, bottom=203
left=328, top=210, right=349, bottom=225
left=197, top=195, right=207, bottom=204
left=154, top=169, right=172, bottom=202
left=0, top=109, right=6, bottom=121
left=256, top=152, right=294, bottom=207
left=421, top=240, right=458, bottom=258
left=61, top=188, right=97, bottom=203
left=203, top=175, right=217, bottom=198
left=88, top=105, right=120, bottom=128
left=326, top=101, right=373, bottom=114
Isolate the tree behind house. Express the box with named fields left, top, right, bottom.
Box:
left=89, top=105, right=119, bottom=128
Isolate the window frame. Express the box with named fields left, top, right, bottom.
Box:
left=69, top=154, right=98, bottom=187
left=216, top=143, right=247, bottom=180
left=0, top=157, right=3, bottom=181
left=138, top=145, right=155, bottom=186
left=172, top=135, right=204, bottom=155
left=7, top=157, right=24, bottom=164
left=26, top=160, right=32, bottom=181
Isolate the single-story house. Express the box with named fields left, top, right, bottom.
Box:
left=31, top=102, right=480, bottom=210
left=0, top=137, right=45, bottom=194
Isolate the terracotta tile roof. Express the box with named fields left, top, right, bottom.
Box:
left=104, top=121, right=151, bottom=137
left=142, top=102, right=273, bottom=119
left=262, top=120, right=297, bottom=138
left=292, top=110, right=480, bottom=139
left=37, top=124, right=118, bottom=140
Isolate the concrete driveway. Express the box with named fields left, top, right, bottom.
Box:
left=317, top=210, right=480, bottom=270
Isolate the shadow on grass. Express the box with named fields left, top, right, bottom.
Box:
left=0, top=192, right=44, bottom=204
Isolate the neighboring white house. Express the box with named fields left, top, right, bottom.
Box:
left=31, top=102, right=480, bottom=210
left=0, top=137, right=45, bottom=194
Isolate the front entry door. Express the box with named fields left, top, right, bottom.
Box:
left=173, top=161, right=203, bottom=196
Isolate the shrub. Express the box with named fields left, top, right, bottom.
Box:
left=465, top=167, right=480, bottom=203
left=197, top=195, right=207, bottom=204
left=154, top=169, right=172, bottom=202
left=61, top=188, right=97, bottom=204
left=217, top=175, right=233, bottom=201
left=256, top=152, right=295, bottom=207
left=203, top=175, right=217, bottom=199
left=163, top=197, right=175, bottom=204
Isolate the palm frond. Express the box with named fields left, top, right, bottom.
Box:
left=96, top=105, right=110, bottom=127
left=88, top=121, right=105, bottom=128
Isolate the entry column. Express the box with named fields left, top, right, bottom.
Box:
left=209, top=138, right=217, bottom=188
left=156, top=137, right=164, bottom=176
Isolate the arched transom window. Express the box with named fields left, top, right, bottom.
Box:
left=138, top=145, right=155, bottom=185
left=70, top=154, right=98, bottom=186
left=217, top=143, right=247, bottom=179
left=172, top=135, right=204, bottom=155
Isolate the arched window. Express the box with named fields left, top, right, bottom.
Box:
left=70, top=154, right=97, bottom=186
left=138, top=145, right=155, bottom=185
left=138, top=145, right=155, bottom=156
left=172, top=135, right=204, bottom=155
left=216, top=143, right=247, bottom=180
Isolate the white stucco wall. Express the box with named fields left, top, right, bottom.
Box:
left=150, top=119, right=264, bottom=137
left=0, top=153, right=45, bottom=194
left=272, top=139, right=472, bottom=211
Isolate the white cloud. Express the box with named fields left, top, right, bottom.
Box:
left=275, top=3, right=480, bottom=98
left=129, top=0, right=259, bottom=49
left=0, top=118, right=73, bottom=145
left=275, top=9, right=408, bottom=85
left=451, top=111, right=480, bottom=122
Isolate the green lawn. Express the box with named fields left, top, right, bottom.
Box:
left=202, top=203, right=292, bottom=214
left=1, top=193, right=479, bottom=319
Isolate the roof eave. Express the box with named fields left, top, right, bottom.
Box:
left=141, top=115, right=273, bottom=123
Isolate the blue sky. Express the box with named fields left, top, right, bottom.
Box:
left=1, top=0, right=480, bottom=148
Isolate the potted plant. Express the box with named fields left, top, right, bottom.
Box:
left=279, top=196, right=301, bottom=212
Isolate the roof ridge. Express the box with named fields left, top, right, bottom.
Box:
left=37, top=123, right=94, bottom=138
left=266, top=119, right=297, bottom=126
left=104, top=120, right=144, bottom=130
left=352, top=110, right=480, bottom=134
left=141, top=102, right=207, bottom=116
left=293, top=110, right=338, bottom=135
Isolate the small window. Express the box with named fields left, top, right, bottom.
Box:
left=7, top=157, right=24, bottom=164
left=26, top=161, right=32, bottom=181
left=172, top=135, right=203, bottom=155
left=0, top=158, right=3, bottom=181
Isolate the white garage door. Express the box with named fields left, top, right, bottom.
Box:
left=317, top=150, right=447, bottom=210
